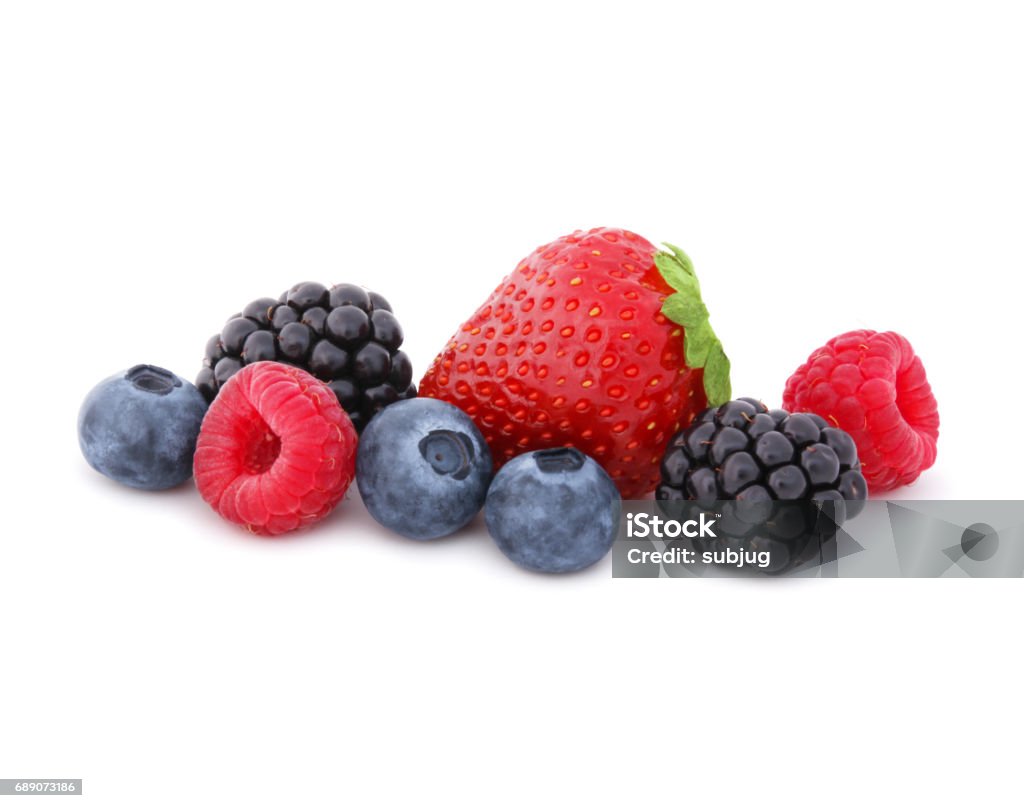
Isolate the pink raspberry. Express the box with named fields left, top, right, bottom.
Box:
left=194, top=362, right=357, bottom=535
left=782, top=330, right=939, bottom=492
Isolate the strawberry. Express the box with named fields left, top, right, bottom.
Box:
left=418, top=227, right=730, bottom=498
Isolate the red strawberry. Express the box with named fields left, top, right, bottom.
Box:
left=419, top=227, right=730, bottom=498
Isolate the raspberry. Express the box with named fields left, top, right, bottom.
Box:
left=193, top=361, right=358, bottom=535
left=782, top=330, right=938, bottom=491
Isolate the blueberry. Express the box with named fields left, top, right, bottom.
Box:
left=484, top=448, right=620, bottom=573
left=78, top=365, right=208, bottom=490
left=356, top=398, right=492, bottom=540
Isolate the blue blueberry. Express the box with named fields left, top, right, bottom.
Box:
left=78, top=365, right=208, bottom=490
left=485, top=448, right=621, bottom=573
left=356, top=398, right=492, bottom=540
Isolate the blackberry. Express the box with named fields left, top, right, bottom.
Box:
left=656, top=397, right=868, bottom=573
left=196, top=282, right=415, bottom=432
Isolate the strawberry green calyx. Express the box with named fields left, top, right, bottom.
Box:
left=654, top=242, right=731, bottom=407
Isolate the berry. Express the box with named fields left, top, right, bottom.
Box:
left=657, top=397, right=867, bottom=516
left=193, top=362, right=357, bottom=536
left=484, top=448, right=621, bottom=573
left=356, top=398, right=492, bottom=540
left=78, top=365, right=207, bottom=490
left=419, top=227, right=731, bottom=498
left=657, top=398, right=868, bottom=574
left=198, top=283, right=415, bottom=433
left=782, top=330, right=939, bottom=491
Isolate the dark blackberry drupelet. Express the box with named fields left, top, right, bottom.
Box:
left=196, top=282, right=415, bottom=432
left=657, top=397, right=867, bottom=510
left=656, top=398, right=868, bottom=572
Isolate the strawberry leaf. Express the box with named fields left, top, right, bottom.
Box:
left=704, top=341, right=732, bottom=405
left=662, top=293, right=708, bottom=328
left=681, top=319, right=714, bottom=366
left=662, top=242, right=695, bottom=276
left=656, top=242, right=731, bottom=407
left=654, top=251, right=699, bottom=296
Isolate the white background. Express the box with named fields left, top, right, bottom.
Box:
left=1, top=2, right=1021, bottom=806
